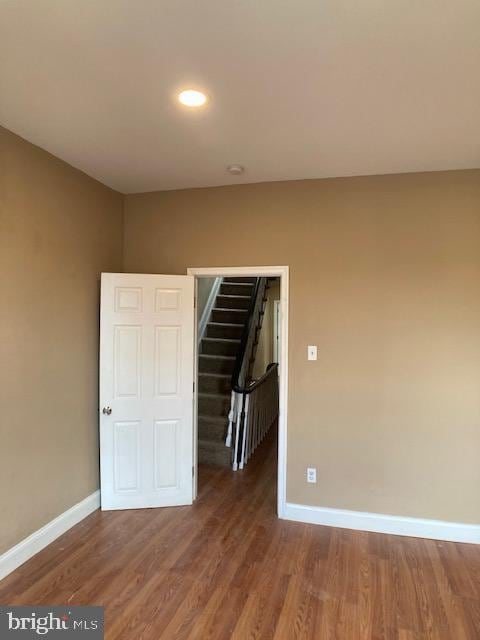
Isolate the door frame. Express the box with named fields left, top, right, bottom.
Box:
left=187, top=265, right=289, bottom=518
left=273, top=299, right=281, bottom=364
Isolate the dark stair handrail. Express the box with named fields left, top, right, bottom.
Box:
left=230, top=277, right=263, bottom=394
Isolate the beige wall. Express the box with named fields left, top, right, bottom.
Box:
left=124, top=171, right=480, bottom=524
left=0, top=127, right=123, bottom=554
left=1, top=124, right=479, bottom=556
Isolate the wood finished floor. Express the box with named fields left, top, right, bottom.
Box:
left=1, top=430, right=480, bottom=639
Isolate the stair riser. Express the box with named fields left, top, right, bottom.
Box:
left=198, top=395, right=230, bottom=416
left=198, top=442, right=231, bottom=466
left=201, top=340, right=239, bottom=357
left=211, top=308, right=248, bottom=324
left=199, top=356, right=235, bottom=374
left=224, top=277, right=257, bottom=284
left=207, top=324, right=243, bottom=340
left=220, top=283, right=255, bottom=296
left=216, top=295, right=250, bottom=310
left=198, top=419, right=227, bottom=441
left=198, top=375, right=231, bottom=394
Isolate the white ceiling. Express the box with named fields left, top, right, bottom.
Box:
left=1, top=1, right=479, bottom=193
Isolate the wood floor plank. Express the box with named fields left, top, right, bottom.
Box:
left=1, top=426, right=479, bottom=639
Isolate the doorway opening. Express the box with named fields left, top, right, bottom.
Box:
left=188, top=266, right=289, bottom=517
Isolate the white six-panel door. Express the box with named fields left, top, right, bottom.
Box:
left=99, top=273, right=194, bottom=510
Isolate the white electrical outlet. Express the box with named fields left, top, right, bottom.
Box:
left=307, top=467, right=317, bottom=483
left=307, top=345, right=317, bottom=361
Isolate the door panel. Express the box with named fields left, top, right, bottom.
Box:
left=100, top=273, right=194, bottom=510
left=154, top=419, right=179, bottom=489
left=113, top=421, right=140, bottom=492
left=155, top=326, right=180, bottom=395
left=114, top=325, right=142, bottom=397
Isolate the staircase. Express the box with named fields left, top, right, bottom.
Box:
left=198, top=277, right=256, bottom=466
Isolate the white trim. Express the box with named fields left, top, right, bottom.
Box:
left=273, top=299, right=280, bottom=364
left=197, top=277, right=222, bottom=345
left=188, top=266, right=287, bottom=277
left=0, top=491, right=100, bottom=581
left=283, top=502, right=480, bottom=544
left=192, top=278, right=199, bottom=500
left=187, top=266, right=289, bottom=519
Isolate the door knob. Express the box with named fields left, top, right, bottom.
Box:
left=102, top=406, right=112, bottom=416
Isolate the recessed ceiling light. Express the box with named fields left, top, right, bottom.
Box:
left=227, top=164, right=245, bottom=175
left=178, top=89, right=207, bottom=107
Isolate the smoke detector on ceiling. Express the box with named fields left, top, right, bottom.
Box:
left=227, top=164, right=245, bottom=175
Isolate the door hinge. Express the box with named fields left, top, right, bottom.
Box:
left=192, top=466, right=195, bottom=477
left=193, top=381, right=195, bottom=392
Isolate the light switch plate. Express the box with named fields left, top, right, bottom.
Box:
left=307, top=345, right=317, bottom=361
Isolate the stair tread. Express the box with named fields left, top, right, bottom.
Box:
left=199, top=354, right=235, bottom=360
left=202, top=337, right=241, bottom=343
left=213, top=307, right=248, bottom=313
left=207, top=321, right=244, bottom=327
left=198, top=372, right=231, bottom=379
left=222, top=283, right=253, bottom=287
left=217, top=294, right=251, bottom=299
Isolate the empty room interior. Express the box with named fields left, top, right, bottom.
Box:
left=1, top=1, right=480, bottom=638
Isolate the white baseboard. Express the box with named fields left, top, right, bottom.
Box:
left=0, top=490, right=100, bottom=581
left=283, top=502, right=480, bottom=544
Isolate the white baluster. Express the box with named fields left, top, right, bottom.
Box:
left=250, top=392, right=257, bottom=460
left=239, top=394, right=250, bottom=470
left=232, top=392, right=242, bottom=471
left=248, top=391, right=256, bottom=461
left=225, top=390, right=236, bottom=447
